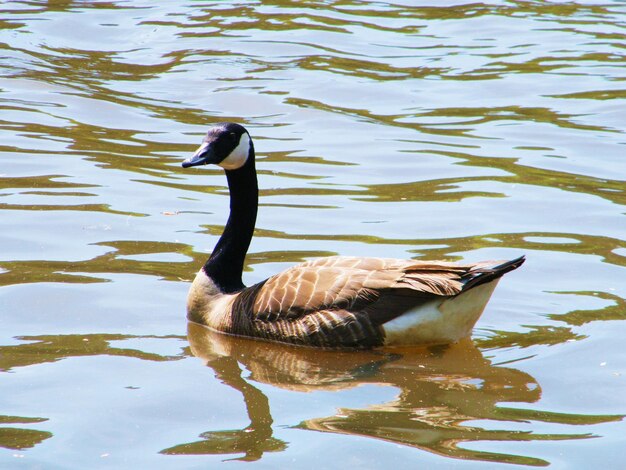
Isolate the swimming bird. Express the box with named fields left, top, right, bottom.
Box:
left=181, top=122, right=524, bottom=348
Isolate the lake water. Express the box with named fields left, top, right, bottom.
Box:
left=1, top=1, right=625, bottom=468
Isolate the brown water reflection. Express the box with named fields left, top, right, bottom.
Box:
left=181, top=323, right=621, bottom=466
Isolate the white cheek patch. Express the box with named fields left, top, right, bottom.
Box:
left=218, top=133, right=250, bottom=170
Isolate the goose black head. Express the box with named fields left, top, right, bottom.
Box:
left=182, top=122, right=252, bottom=170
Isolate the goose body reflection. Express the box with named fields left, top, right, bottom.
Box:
left=181, top=123, right=524, bottom=348
left=173, top=323, right=620, bottom=465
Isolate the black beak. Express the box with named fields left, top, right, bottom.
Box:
left=182, top=142, right=220, bottom=168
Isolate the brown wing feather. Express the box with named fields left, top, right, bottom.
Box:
left=253, top=256, right=482, bottom=316
left=249, top=309, right=384, bottom=348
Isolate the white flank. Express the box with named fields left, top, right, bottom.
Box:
left=383, top=280, right=500, bottom=345
left=219, top=132, right=250, bottom=170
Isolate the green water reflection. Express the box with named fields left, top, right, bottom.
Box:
left=0, top=416, right=52, bottom=451
left=549, top=291, right=626, bottom=326
left=0, top=333, right=185, bottom=372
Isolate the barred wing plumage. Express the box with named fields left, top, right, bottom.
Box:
left=229, top=256, right=491, bottom=347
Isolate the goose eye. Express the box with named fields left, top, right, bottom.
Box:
left=229, top=132, right=237, bottom=142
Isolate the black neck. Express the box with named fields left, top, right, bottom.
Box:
left=203, top=145, right=258, bottom=293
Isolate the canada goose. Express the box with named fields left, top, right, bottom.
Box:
left=181, top=122, right=524, bottom=348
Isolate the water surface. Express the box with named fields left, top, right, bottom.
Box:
left=1, top=1, right=625, bottom=468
